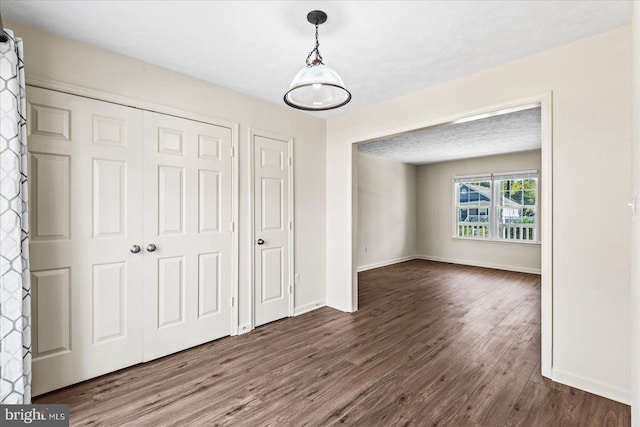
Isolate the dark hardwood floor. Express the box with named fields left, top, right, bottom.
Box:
left=35, top=260, right=630, bottom=426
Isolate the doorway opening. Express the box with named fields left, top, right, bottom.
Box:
left=350, top=94, right=553, bottom=377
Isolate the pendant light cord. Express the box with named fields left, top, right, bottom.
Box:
left=305, top=23, right=323, bottom=67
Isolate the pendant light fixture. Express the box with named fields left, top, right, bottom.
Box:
left=284, top=10, right=351, bottom=111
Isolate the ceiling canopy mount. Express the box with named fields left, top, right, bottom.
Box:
left=306, top=10, right=327, bottom=26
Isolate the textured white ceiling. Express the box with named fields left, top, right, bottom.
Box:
left=358, top=107, right=541, bottom=165
left=2, top=1, right=631, bottom=118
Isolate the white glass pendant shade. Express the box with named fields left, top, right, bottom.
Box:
left=284, top=64, right=351, bottom=111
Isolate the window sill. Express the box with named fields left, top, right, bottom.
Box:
left=452, top=236, right=541, bottom=246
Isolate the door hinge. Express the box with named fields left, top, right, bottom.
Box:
left=231, top=296, right=234, bottom=307
left=288, top=285, right=292, bottom=294
left=230, top=221, right=235, bottom=232
left=288, top=221, right=292, bottom=231
left=288, top=157, right=292, bottom=167
left=230, top=146, right=235, bottom=157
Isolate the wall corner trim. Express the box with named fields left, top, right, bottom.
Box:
left=552, top=368, right=631, bottom=405
left=294, top=300, right=326, bottom=316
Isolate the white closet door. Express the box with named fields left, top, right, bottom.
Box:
left=253, top=135, right=291, bottom=327
left=142, top=111, right=233, bottom=361
left=27, top=87, right=144, bottom=396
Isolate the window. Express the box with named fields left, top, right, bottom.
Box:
left=455, top=174, right=492, bottom=239
left=454, top=170, right=538, bottom=242
left=494, top=171, right=538, bottom=242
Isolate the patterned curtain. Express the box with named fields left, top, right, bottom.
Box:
left=0, top=29, right=31, bottom=404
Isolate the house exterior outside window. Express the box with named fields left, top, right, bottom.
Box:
left=454, top=174, right=492, bottom=239
left=454, top=170, right=538, bottom=243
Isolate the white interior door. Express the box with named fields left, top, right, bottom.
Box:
left=142, top=111, right=233, bottom=361
left=27, top=87, right=144, bottom=395
left=253, top=133, right=292, bottom=327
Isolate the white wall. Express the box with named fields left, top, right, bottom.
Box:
left=7, top=20, right=327, bottom=329
left=327, top=27, right=631, bottom=402
left=631, top=3, right=640, bottom=424
left=417, top=150, right=541, bottom=274
left=357, top=153, right=416, bottom=270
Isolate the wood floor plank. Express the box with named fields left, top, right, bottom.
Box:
left=406, top=359, right=491, bottom=426
left=34, top=260, right=630, bottom=426
left=505, top=381, right=585, bottom=427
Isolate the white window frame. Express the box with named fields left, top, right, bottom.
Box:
left=454, top=174, right=492, bottom=240
left=453, top=170, right=539, bottom=244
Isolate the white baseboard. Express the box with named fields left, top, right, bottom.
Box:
left=357, top=255, right=541, bottom=275
left=415, top=255, right=541, bottom=275
left=294, top=300, right=326, bottom=316
left=237, top=323, right=252, bottom=335
left=357, top=255, right=418, bottom=272
left=552, top=368, right=630, bottom=405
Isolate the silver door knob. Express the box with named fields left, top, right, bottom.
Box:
left=257, top=239, right=265, bottom=245
left=146, top=243, right=157, bottom=252
left=130, top=245, right=141, bottom=254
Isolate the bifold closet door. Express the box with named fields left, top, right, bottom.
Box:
left=27, top=87, right=144, bottom=395
left=27, top=88, right=234, bottom=393
left=142, top=111, right=233, bottom=361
